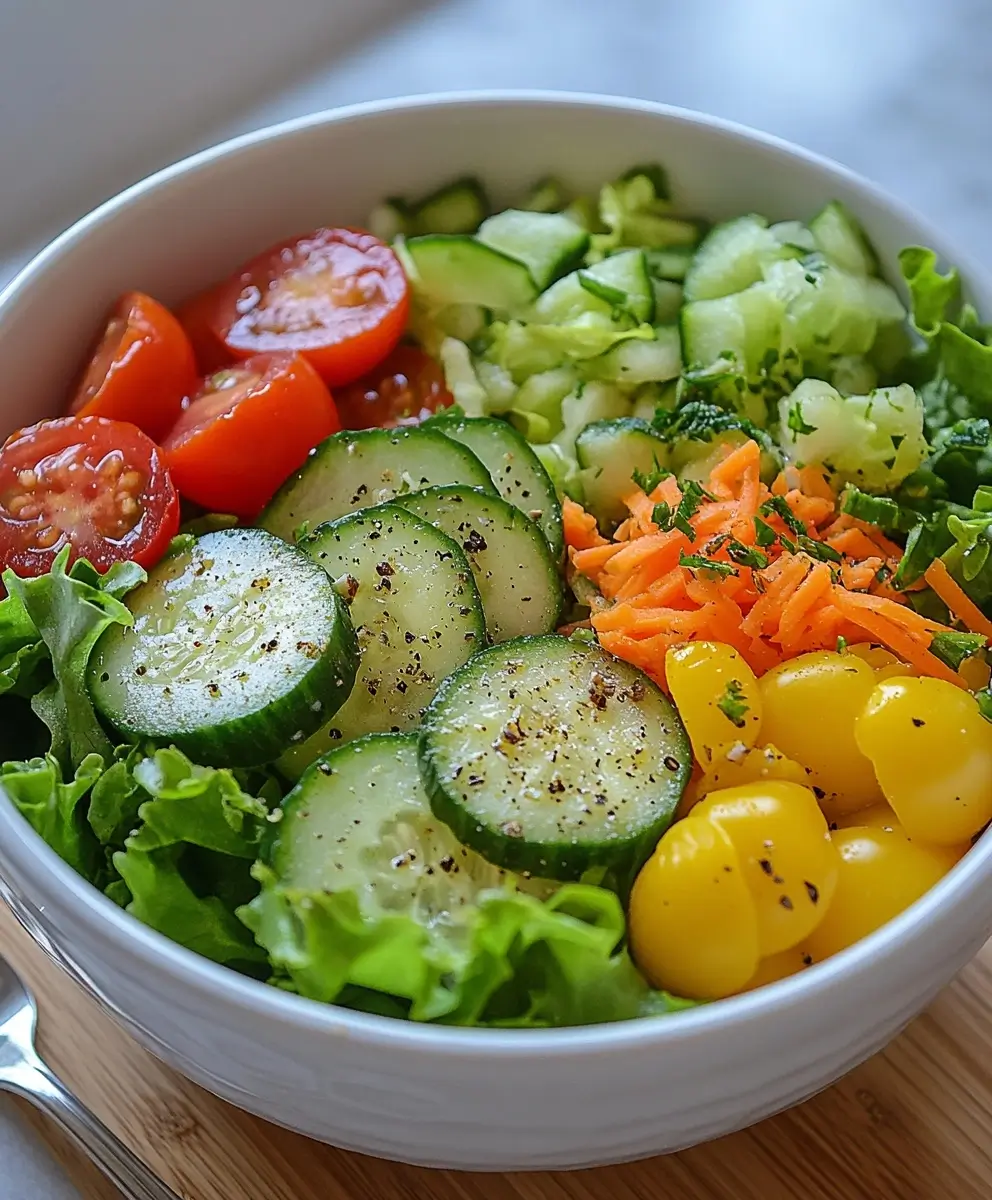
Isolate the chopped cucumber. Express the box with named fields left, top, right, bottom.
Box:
left=683, top=215, right=779, bottom=302
left=575, top=418, right=671, bottom=527
left=395, top=486, right=562, bottom=641
left=88, top=529, right=357, bottom=767
left=259, top=426, right=495, bottom=542
left=583, top=326, right=682, bottom=387
left=809, top=200, right=878, bottom=277
left=651, top=280, right=684, bottom=324
left=410, top=177, right=489, bottom=235
left=427, top=414, right=564, bottom=559
left=477, top=210, right=589, bottom=290
left=645, top=246, right=694, bottom=281
left=405, top=236, right=538, bottom=311
left=680, top=283, right=785, bottom=375
left=555, top=381, right=631, bottom=455
left=279, top=505, right=485, bottom=779
left=420, top=635, right=691, bottom=883
left=510, top=365, right=578, bottom=441
left=579, top=249, right=654, bottom=323
left=266, top=733, right=550, bottom=924
left=521, top=177, right=567, bottom=213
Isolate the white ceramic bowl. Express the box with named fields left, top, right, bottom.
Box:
left=1, top=92, right=991, bottom=1172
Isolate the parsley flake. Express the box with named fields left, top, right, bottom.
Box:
left=717, top=679, right=750, bottom=728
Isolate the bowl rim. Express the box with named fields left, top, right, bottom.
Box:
left=2, top=87, right=991, bottom=1056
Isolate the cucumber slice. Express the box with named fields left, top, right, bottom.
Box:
left=477, top=210, right=589, bottom=290
left=575, top=417, right=671, bottom=527
left=680, top=283, right=785, bottom=375
left=809, top=200, right=878, bottom=277
left=579, top=249, right=654, bottom=323
left=583, top=326, right=682, bottom=387
left=404, top=235, right=538, bottom=312
left=651, top=280, right=684, bottom=324
left=88, top=529, right=357, bottom=767
left=420, top=635, right=690, bottom=883
left=427, top=414, right=564, bottom=559
left=279, top=505, right=484, bottom=779
left=645, top=247, right=694, bottom=282
left=510, top=366, right=578, bottom=442
left=531, top=270, right=615, bottom=326
left=259, top=426, right=496, bottom=543
left=267, top=733, right=551, bottom=921
left=521, top=177, right=567, bottom=214
left=395, top=486, right=562, bottom=641
left=683, top=215, right=779, bottom=302
left=409, top=177, right=489, bottom=235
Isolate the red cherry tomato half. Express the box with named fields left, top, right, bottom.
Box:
left=205, top=228, right=409, bottom=388
left=162, top=352, right=340, bottom=520
left=334, top=344, right=454, bottom=429
left=0, top=416, right=179, bottom=576
left=175, top=281, right=237, bottom=375
left=70, top=292, right=198, bottom=441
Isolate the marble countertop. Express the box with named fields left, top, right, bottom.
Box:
left=2, top=0, right=990, bottom=1194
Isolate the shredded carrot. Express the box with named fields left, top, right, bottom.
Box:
left=559, top=437, right=984, bottom=690
left=925, top=559, right=992, bottom=639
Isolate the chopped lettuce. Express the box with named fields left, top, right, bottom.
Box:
left=241, top=876, right=650, bottom=1027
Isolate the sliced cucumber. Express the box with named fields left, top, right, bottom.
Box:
left=509, top=365, right=578, bottom=441
left=266, top=733, right=551, bottom=926
left=521, top=177, right=567, bottom=214
left=575, top=418, right=670, bottom=527
left=88, top=530, right=357, bottom=767
left=531, top=270, right=615, bottom=326
left=279, top=505, right=484, bottom=779
left=404, top=235, right=538, bottom=312
left=651, top=279, right=684, bottom=324
left=680, top=282, right=784, bottom=375
left=259, top=426, right=496, bottom=542
left=683, top=215, right=779, bottom=302
left=427, top=414, right=564, bottom=559
left=583, top=326, right=682, bottom=387
left=809, top=200, right=877, bottom=277
left=645, top=246, right=694, bottom=281
left=409, top=177, right=489, bottom=235
left=395, top=486, right=562, bottom=641
left=579, top=249, right=654, bottom=323
left=477, top=210, right=589, bottom=290
left=420, top=635, right=691, bottom=883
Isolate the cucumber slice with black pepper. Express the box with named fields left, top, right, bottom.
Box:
left=88, top=529, right=357, bottom=767
left=265, top=732, right=551, bottom=922
left=259, top=427, right=496, bottom=543
left=427, top=415, right=564, bottom=559
left=419, top=635, right=690, bottom=883
left=394, top=486, right=562, bottom=642
left=277, top=505, right=485, bottom=780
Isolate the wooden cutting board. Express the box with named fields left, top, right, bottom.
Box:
left=4, top=900, right=992, bottom=1200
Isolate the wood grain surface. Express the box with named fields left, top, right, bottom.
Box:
left=3, top=900, right=992, bottom=1200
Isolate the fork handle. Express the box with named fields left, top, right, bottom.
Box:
left=3, top=1060, right=182, bottom=1200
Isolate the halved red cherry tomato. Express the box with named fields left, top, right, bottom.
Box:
left=203, top=228, right=409, bottom=387
left=70, top=292, right=197, bottom=440
left=162, top=352, right=340, bottom=519
left=175, top=281, right=237, bottom=375
left=0, top=416, right=179, bottom=575
left=334, top=344, right=454, bottom=429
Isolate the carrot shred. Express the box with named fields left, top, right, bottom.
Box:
left=924, top=559, right=992, bottom=639
left=561, top=436, right=983, bottom=691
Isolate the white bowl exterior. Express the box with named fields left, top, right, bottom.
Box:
left=1, top=93, right=991, bottom=1170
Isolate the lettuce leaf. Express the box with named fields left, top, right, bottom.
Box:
left=2, top=550, right=145, bottom=770
left=240, top=878, right=650, bottom=1027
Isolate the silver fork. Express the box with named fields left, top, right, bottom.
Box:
left=0, top=952, right=181, bottom=1199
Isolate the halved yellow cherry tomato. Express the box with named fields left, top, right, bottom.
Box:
left=834, top=802, right=900, bottom=832
left=805, top=825, right=961, bottom=959
left=629, top=814, right=760, bottom=999
left=744, top=944, right=815, bottom=991
left=846, top=643, right=917, bottom=681
left=665, top=642, right=762, bottom=768
left=759, top=650, right=883, bottom=817
left=855, top=676, right=992, bottom=846
left=695, top=743, right=809, bottom=801
left=694, top=782, right=839, bottom=956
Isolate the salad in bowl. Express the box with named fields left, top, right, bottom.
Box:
left=1, top=157, right=990, bottom=1031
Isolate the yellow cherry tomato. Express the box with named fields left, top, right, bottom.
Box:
left=805, top=826, right=959, bottom=959
left=694, top=782, right=839, bottom=956
left=629, top=814, right=760, bottom=999
left=855, top=676, right=992, bottom=846
left=834, top=802, right=900, bottom=832
left=666, top=641, right=762, bottom=768
left=744, top=944, right=815, bottom=991
left=960, top=653, right=991, bottom=692
left=846, top=643, right=916, bottom=681
left=759, top=650, right=883, bottom=817
left=695, top=743, right=809, bottom=800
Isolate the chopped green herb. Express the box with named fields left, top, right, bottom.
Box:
left=754, top=517, right=778, bottom=548
left=929, top=630, right=988, bottom=671
left=726, top=539, right=770, bottom=569
left=673, top=479, right=713, bottom=538
left=787, top=403, right=818, bottom=436
left=717, top=679, right=749, bottom=728
left=836, top=636, right=848, bottom=653
left=799, top=536, right=842, bottom=564
left=760, top=496, right=806, bottom=537
left=632, top=462, right=671, bottom=494
left=976, top=686, right=992, bottom=723
left=840, top=487, right=920, bottom=533
left=678, top=552, right=738, bottom=578
left=651, top=501, right=673, bottom=529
